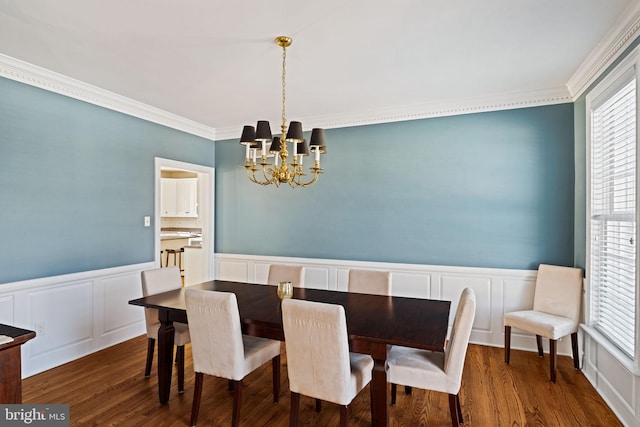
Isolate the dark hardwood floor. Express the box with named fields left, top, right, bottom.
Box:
left=22, top=335, right=621, bottom=426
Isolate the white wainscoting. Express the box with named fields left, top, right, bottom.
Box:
left=581, top=326, right=640, bottom=426
left=0, top=263, right=151, bottom=377
left=2, top=254, right=633, bottom=424
left=0, top=255, right=586, bottom=384
left=215, top=253, right=582, bottom=355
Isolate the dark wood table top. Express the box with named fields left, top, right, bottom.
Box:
left=129, top=280, right=451, bottom=351
left=0, top=324, right=36, bottom=351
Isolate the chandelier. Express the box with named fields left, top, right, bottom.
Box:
left=240, top=36, right=327, bottom=188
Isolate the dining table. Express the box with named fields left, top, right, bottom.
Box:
left=129, top=280, right=451, bottom=427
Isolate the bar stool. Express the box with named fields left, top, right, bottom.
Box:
left=165, top=249, right=178, bottom=268
left=165, top=248, right=184, bottom=273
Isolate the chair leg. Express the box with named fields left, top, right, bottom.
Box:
left=448, top=394, right=460, bottom=427
left=176, top=345, right=185, bottom=393
left=550, top=339, right=557, bottom=383
left=144, top=338, right=155, bottom=377
left=190, top=372, right=204, bottom=427
left=339, top=405, right=349, bottom=427
left=456, top=393, right=463, bottom=424
left=231, top=380, right=243, bottom=427
left=536, top=335, right=544, bottom=357
left=391, top=383, right=397, bottom=406
left=272, top=355, right=280, bottom=403
left=405, top=385, right=412, bottom=395
left=315, top=399, right=322, bottom=412
left=228, top=379, right=234, bottom=392
left=289, top=392, right=300, bottom=427
left=571, top=332, right=580, bottom=370
left=504, top=326, right=511, bottom=364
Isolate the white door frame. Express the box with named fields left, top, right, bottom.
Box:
left=154, top=157, right=215, bottom=281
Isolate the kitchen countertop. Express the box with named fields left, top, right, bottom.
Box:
left=160, top=228, right=201, bottom=240
left=161, top=227, right=201, bottom=232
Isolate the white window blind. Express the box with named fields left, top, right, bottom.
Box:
left=590, top=76, right=637, bottom=358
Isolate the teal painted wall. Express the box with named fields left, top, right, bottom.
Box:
left=1, top=75, right=576, bottom=283
left=216, top=103, right=575, bottom=270
left=0, top=77, right=214, bottom=284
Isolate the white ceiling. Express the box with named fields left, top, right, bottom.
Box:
left=0, top=0, right=637, bottom=140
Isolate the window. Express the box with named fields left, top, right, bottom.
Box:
left=588, top=68, right=637, bottom=358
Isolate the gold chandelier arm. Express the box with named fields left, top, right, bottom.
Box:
left=258, top=160, right=275, bottom=184
left=244, top=164, right=272, bottom=186
left=289, top=167, right=323, bottom=188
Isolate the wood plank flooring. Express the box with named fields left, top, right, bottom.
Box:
left=22, top=336, right=621, bottom=426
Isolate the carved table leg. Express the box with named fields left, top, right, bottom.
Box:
left=157, top=313, right=175, bottom=404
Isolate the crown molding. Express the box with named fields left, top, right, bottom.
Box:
left=214, top=86, right=572, bottom=140
left=0, top=53, right=572, bottom=143
left=0, top=54, right=216, bottom=141
left=567, top=1, right=640, bottom=100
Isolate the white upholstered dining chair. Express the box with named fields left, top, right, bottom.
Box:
left=185, top=288, right=281, bottom=427
left=503, top=263, right=583, bottom=382
left=386, top=288, right=476, bottom=427
left=141, top=266, right=190, bottom=393
left=347, top=269, right=392, bottom=295
left=281, top=298, right=373, bottom=427
left=267, top=264, right=305, bottom=288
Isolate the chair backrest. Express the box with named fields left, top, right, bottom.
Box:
left=185, top=289, right=245, bottom=380
left=141, top=266, right=182, bottom=331
left=443, top=288, right=476, bottom=391
left=533, top=264, right=583, bottom=322
left=281, top=299, right=352, bottom=405
left=347, top=269, right=392, bottom=295
left=267, top=264, right=305, bottom=288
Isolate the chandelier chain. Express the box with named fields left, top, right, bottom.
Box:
left=281, top=44, right=287, bottom=137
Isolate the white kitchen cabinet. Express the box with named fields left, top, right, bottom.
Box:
left=161, top=178, right=197, bottom=217
left=160, top=178, right=177, bottom=216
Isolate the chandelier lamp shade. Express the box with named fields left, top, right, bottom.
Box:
left=240, top=36, right=327, bottom=188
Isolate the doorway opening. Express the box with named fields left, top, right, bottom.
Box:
left=154, top=158, right=214, bottom=284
